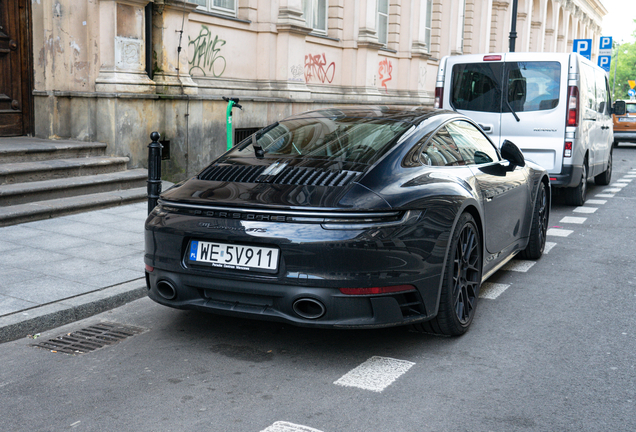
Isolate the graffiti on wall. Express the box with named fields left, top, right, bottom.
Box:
left=188, top=25, right=227, bottom=77
left=304, top=54, right=335, bottom=84
left=378, top=59, right=393, bottom=93
left=290, top=65, right=304, bottom=82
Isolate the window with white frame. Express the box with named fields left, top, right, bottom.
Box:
left=424, top=0, right=432, bottom=52
left=303, top=0, right=328, bottom=34
left=193, top=0, right=236, bottom=17
left=456, top=0, right=466, bottom=52
left=378, top=0, right=389, bottom=45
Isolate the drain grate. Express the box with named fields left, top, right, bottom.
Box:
left=32, top=322, right=145, bottom=355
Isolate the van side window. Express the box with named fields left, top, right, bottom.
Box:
left=451, top=63, right=503, bottom=113
left=505, top=62, right=561, bottom=112
left=595, top=71, right=609, bottom=116
left=446, top=121, right=500, bottom=165
left=581, top=65, right=596, bottom=112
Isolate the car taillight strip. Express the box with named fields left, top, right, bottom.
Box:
left=158, top=199, right=402, bottom=222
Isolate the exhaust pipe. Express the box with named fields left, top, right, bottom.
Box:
left=156, top=280, right=177, bottom=300
left=293, top=298, right=326, bottom=320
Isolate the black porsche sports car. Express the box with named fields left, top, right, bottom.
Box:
left=145, top=107, right=550, bottom=336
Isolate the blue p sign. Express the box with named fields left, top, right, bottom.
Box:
left=598, top=55, right=611, bottom=72
left=600, top=37, right=612, bottom=50
left=573, top=39, right=592, bottom=59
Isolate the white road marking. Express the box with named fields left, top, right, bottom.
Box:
left=547, top=228, right=573, bottom=237
left=261, top=422, right=324, bottom=432
left=585, top=199, right=607, bottom=205
left=603, top=188, right=622, bottom=194
left=618, top=178, right=633, bottom=182
left=502, top=260, right=536, bottom=272
left=623, top=175, right=636, bottom=178
left=480, top=283, right=511, bottom=299
left=610, top=183, right=627, bottom=188
left=595, top=193, right=615, bottom=198
left=544, top=242, right=557, bottom=254
left=573, top=207, right=597, bottom=214
left=334, top=356, right=415, bottom=393
left=560, top=216, right=587, bottom=224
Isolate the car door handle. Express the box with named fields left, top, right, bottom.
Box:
left=478, top=124, right=493, bottom=133
left=601, top=126, right=610, bottom=130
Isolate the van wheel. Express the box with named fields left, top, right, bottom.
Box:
left=613, top=141, right=619, bottom=147
left=564, top=161, right=587, bottom=206
left=594, top=150, right=612, bottom=186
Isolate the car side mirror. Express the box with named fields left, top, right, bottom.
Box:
left=613, top=100, right=626, bottom=116
left=501, top=140, right=525, bottom=167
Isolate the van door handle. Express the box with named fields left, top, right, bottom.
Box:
left=478, top=124, right=493, bottom=133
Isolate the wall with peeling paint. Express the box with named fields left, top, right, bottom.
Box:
left=28, top=0, right=605, bottom=183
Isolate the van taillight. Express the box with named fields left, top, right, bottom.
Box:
left=564, top=141, right=572, bottom=158
left=434, top=87, right=443, bottom=109
left=567, top=86, right=579, bottom=127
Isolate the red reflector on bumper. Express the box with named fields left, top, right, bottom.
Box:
left=550, top=177, right=557, bottom=181
left=145, top=264, right=154, bottom=272
left=339, top=285, right=416, bottom=295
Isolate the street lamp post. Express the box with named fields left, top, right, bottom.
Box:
left=612, top=40, right=620, bottom=100
left=509, top=0, right=519, bottom=52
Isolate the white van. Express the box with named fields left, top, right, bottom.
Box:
left=434, top=52, right=615, bottom=205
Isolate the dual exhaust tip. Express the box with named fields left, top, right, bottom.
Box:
left=155, top=280, right=326, bottom=320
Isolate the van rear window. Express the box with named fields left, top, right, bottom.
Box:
left=506, top=62, right=561, bottom=112
left=451, top=61, right=561, bottom=114
left=451, top=63, right=503, bottom=113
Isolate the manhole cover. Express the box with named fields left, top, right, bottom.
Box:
left=32, top=322, right=145, bottom=355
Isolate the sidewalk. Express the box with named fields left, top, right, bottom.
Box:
left=0, top=201, right=151, bottom=343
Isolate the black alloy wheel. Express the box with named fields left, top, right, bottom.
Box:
left=413, top=213, right=482, bottom=336
left=452, top=217, right=481, bottom=326
left=519, top=181, right=548, bottom=259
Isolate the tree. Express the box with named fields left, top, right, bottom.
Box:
left=609, top=20, right=636, bottom=100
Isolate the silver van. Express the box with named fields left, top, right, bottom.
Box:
left=435, top=52, right=617, bottom=205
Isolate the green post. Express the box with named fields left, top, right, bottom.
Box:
left=223, top=97, right=242, bottom=151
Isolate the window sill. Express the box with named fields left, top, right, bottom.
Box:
left=192, top=9, right=251, bottom=24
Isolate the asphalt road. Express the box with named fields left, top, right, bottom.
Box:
left=2, top=145, right=635, bottom=432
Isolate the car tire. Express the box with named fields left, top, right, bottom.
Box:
left=518, top=181, right=548, bottom=260
left=413, top=213, right=482, bottom=336
left=594, top=150, right=612, bottom=186
left=564, top=160, right=587, bottom=206
left=613, top=140, right=618, bottom=148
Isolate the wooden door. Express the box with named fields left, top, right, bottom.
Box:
left=0, top=0, right=32, bottom=136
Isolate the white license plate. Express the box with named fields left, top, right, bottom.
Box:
left=618, top=117, right=636, bottom=122
left=189, top=240, right=279, bottom=272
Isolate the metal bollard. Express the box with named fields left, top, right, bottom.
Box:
left=147, top=131, right=162, bottom=214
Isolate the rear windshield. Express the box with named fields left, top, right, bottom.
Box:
left=506, top=62, right=561, bottom=112
left=233, top=116, right=413, bottom=164
left=627, top=104, right=636, bottom=114
left=451, top=63, right=503, bottom=113
left=451, top=61, right=561, bottom=113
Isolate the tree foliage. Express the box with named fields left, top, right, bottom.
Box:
left=609, top=20, right=636, bottom=100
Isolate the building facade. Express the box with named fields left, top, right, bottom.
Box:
left=1, top=0, right=608, bottom=181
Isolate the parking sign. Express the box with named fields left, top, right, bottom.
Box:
left=598, top=55, right=611, bottom=72
left=573, top=39, right=592, bottom=59
left=599, top=36, right=613, bottom=55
